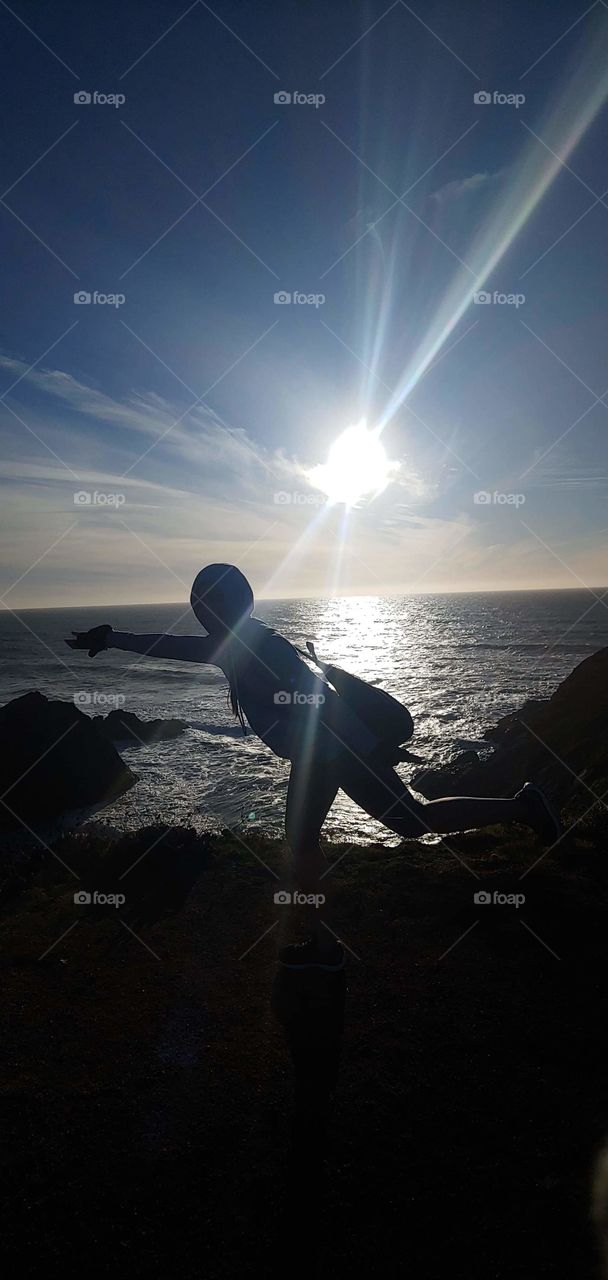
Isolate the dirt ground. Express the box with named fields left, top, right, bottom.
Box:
left=1, top=817, right=607, bottom=1278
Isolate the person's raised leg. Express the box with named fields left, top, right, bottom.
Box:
left=422, top=783, right=561, bottom=841
left=418, top=794, right=527, bottom=833
left=339, top=755, right=560, bottom=842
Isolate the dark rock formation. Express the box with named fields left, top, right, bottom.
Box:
left=0, top=692, right=136, bottom=831
left=93, top=709, right=187, bottom=744
left=413, top=751, right=482, bottom=800
left=413, top=646, right=608, bottom=801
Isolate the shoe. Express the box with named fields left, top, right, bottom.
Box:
left=515, top=782, right=562, bottom=844
left=278, top=937, right=345, bottom=971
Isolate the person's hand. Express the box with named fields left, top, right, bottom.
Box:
left=66, top=624, right=113, bottom=657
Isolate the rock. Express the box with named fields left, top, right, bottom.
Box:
left=0, top=692, right=136, bottom=832
left=93, top=709, right=187, bottom=745
left=413, top=646, right=608, bottom=802
left=452, top=750, right=480, bottom=768
left=413, top=751, right=480, bottom=800
left=484, top=700, right=547, bottom=744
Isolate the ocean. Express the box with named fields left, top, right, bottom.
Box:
left=1, top=589, right=607, bottom=844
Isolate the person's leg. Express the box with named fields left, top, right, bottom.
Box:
left=284, top=755, right=341, bottom=959
left=416, top=794, right=528, bottom=833
left=338, top=754, right=553, bottom=839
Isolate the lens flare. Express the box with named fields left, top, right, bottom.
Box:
left=377, top=13, right=608, bottom=432
left=260, top=13, right=608, bottom=605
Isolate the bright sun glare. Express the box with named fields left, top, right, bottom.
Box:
left=307, top=420, right=395, bottom=506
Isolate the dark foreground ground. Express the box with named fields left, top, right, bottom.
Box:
left=1, top=805, right=607, bottom=1279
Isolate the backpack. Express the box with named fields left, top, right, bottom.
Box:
left=303, top=642, right=420, bottom=764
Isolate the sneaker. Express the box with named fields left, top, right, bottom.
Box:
left=278, top=937, right=345, bottom=971
left=515, top=782, right=562, bottom=844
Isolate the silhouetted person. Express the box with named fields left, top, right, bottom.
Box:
left=68, top=563, right=562, bottom=969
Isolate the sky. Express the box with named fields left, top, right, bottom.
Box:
left=1, top=0, right=608, bottom=608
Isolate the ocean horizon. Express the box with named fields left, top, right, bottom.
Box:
left=6, top=583, right=608, bottom=612
left=2, top=587, right=607, bottom=844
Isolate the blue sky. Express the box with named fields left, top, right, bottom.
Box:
left=1, top=0, right=607, bottom=607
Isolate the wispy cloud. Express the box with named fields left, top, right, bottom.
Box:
left=0, top=354, right=299, bottom=493
left=430, top=171, right=494, bottom=205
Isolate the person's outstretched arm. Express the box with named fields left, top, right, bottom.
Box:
left=67, top=624, right=219, bottom=664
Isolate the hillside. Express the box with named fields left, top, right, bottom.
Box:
left=1, top=807, right=607, bottom=1278
left=2, top=649, right=608, bottom=1276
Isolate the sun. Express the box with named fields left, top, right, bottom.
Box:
left=307, top=420, right=395, bottom=506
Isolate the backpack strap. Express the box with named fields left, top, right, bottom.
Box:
left=297, top=640, right=332, bottom=676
